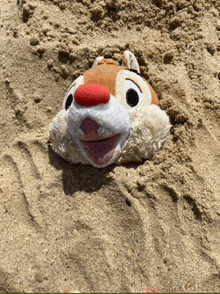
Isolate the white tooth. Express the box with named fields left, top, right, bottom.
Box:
left=98, top=127, right=112, bottom=138
left=78, top=128, right=84, bottom=138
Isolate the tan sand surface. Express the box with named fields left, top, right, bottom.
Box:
left=0, top=0, right=220, bottom=292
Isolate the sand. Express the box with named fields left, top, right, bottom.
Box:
left=0, top=0, right=220, bottom=292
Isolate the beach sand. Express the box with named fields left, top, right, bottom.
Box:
left=0, top=0, right=220, bottom=292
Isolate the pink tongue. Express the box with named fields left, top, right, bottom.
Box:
left=81, top=135, right=120, bottom=166
left=80, top=118, right=119, bottom=166
left=80, top=118, right=103, bottom=141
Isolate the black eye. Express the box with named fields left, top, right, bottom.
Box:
left=125, top=79, right=143, bottom=108
left=126, top=89, right=139, bottom=107
left=65, top=94, right=73, bottom=110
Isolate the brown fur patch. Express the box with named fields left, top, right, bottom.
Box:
left=84, top=63, right=124, bottom=96
left=148, top=83, right=159, bottom=105
left=85, top=59, right=159, bottom=105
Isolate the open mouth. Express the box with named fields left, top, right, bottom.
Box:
left=80, top=134, right=121, bottom=167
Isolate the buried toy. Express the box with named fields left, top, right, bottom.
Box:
left=49, top=50, right=171, bottom=167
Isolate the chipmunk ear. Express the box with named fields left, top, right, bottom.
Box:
left=91, top=56, right=104, bottom=68
left=123, top=50, right=140, bottom=73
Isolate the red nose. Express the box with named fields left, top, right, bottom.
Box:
left=74, top=83, right=110, bottom=106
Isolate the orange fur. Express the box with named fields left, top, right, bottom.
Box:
left=85, top=59, right=159, bottom=105
left=84, top=60, right=124, bottom=97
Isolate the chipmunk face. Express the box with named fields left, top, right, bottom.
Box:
left=50, top=51, right=171, bottom=167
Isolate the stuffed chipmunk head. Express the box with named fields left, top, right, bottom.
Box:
left=49, top=50, right=171, bottom=167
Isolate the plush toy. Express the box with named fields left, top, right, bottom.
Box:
left=49, top=50, right=171, bottom=168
